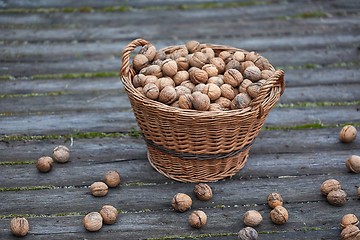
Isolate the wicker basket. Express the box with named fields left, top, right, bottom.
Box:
left=120, top=39, right=285, bottom=183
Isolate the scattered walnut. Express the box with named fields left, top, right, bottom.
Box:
left=339, top=125, right=357, bottom=143
left=99, top=205, right=118, bottom=225
left=10, top=217, right=29, bottom=237
left=267, top=192, right=283, bottom=209
left=103, top=170, right=121, bottom=188
left=90, top=182, right=109, bottom=197
left=341, top=214, right=359, bottom=229
left=270, top=206, right=288, bottom=225
left=171, top=193, right=192, bottom=212
left=243, top=210, right=263, bottom=227
left=238, top=226, right=258, bottom=240
left=53, top=145, right=70, bottom=163
left=188, top=210, right=207, bottom=229
left=194, top=183, right=213, bottom=201
left=320, top=179, right=341, bottom=195
left=83, top=212, right=103, bottom=232
left=327, top=189, right=347, bottom=206
left=346, top=155, right=360, bottom=173
left=36, top=156, right=53, bottom=173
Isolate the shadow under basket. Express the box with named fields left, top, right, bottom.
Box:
left=120, top=39, right=285, bottom=183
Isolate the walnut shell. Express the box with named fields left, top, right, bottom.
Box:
left=189, top=52, right=208, bottom=68
left=168, top=47, right=188, bottom=60
left=244, top=66, right=262, bottom=82
left=233, top=51, right=245, bottom=62
left=261, top=70, right=274, bottom=80
left=171, top=100, right=180, bottom=108
left=140, top=65, right=162, bottom=78
left=210, top=57, right=226, bottom=74
left=327, top=189, right=347, bottom=206
left=36, top=156, right=53, bottom=173
left=239, top=79, right=253, bottom=93
left=225, top=59, right=241, bottom=71
left=83, top=212, right=103, bottom=232
left=132, top=74, right=146, bottom=88
left=201, top=83, right=221, bottom=101
left=180, top=80, right=196, bottom=91
left=178, top=94, right=194, bottom=109
left=10, top=217, right=29, bottom=237
left=53, top=145, right=70, bottom=163
left=267, top=192, right=283, bottom=209
left=247, top=82, right=263, bottom=99
left=341, top=225, right=360, bottom=240
left=152, top=59, right=163, bottom=67
left=208, top=103, right=222, bottom=111
left=240, top=61, right=256, bottom=73
left=320, top=179, right=341, bottom=195
left=175, top=85, right=192, bottom=97
left=190, top=68, right=208, bottom=84
left=133, top=54, right=149, bottom=72
left=202, top=64, right=218, bottom=78
left=103, top=170, right=121, bottom=188
left=143, top=75, right=160, bottom=88
left=201, top=47, right=215, bottom=61
left=270, top=206, right=288, bottom=225
left=154, top=50, right=167, bottom=61
left=224, top=69, right=243, bottom=87
left=341, top=214, right=359, bottom=229
left=143, top=83, right=160, bottom=100
left=162, top=59, right=178, bottom=77
left=220, top=83, right=237, bottom=100
left=194, top=183, right=213, bottom=201
left=339, top=125, right=357, bottom=143
left=218, top=50, right=232, bottom=63
left=171, top=193, right=192, bottom=212
left=243, top=210, right=263, bottom=227
left=245, top=51, right=261, bottom=62
left=238, top=227, right=258, bottom=240
left=207, top=76, right=224, bottom=87
left=158, top=86, right=177, bottom=104
left=176, top=57, right=190, bottom=71
left=186, top=40, right=201, bottom=53
left=158, top=77, right=175, bottom=90
left=254, top=56, right=273, bottom=70
left=188, top=210, right=207, bottom=229
left=346, top=155, right=360, bottom=173
left=173, top=70, right=189, bottom=85
left=90, top=182, right=109, bottom=197
left=192, top=83, right=206, bottom=93
left=136, top=87, right=144, bottom=96
left=215, top=97, right=232, bottom=109
left=139, top=44, right=157, bottom=62
left=99, top=205, right=118, bottom=225
left=191, top=92, right=210, bottom=111
left=231, top=93, right=251, bottom=110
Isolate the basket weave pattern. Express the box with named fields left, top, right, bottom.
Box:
left=120, top=39, right=285, bottom=182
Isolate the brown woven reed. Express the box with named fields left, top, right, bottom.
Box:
left=120, top=39, right=285, bottom=183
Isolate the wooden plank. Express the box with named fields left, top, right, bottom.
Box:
left=1, top=105, right=359, bottom=136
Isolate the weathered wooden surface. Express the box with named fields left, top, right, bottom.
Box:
left=0, top=0, right=359, bottom=239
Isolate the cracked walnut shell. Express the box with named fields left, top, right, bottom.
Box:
left=171, top=193, right=192, bottom=212
left=346, top=155, right=360, bottom=173
left=270, top=206, right=288, bottom=225
left=188, top=210, right=207, bottom=229
left=10, top=217, right=29, bottom=237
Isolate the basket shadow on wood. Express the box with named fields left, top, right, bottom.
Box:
left=120, top=39, right=285, bottom=183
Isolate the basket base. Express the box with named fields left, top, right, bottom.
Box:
left=147, top=145, right=250, bottom=183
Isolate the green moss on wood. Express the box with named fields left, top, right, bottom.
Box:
left=276, top=101, right=360, bottom=108
left=0, top=185, right=55, bottom=192
left=0, top=160, right=35, bottom=165
left=0, top=91, right=68, bottom=99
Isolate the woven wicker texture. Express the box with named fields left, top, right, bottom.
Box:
left=120, top=39, right=285, bottom=182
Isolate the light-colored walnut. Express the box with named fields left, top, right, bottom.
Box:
left=261, top=70, right=274, bottom=80
left=210, top=57, right=226, bottom=74
left=191, top=92, right=210, bottom=111
left=224, top=69, right=243, bottom=87
left=190, top=68, right=208, bottom=84
left=158, top=86, right=178, bottom=104
left=186, top=40, right=201, bottom=53
left=133, top=54, right=149, bottom=72
left=207, top=76, right=224, bottom=87
left=215, top=97, right=232, bottom=109
left=139, top=44, right=157, bottom=62
left=140, top=65, right=162, bottom=78
left=162, top=59, right=178, bottom=77
left=247, top=82, right=263, bottom=98
left=158, top=77, right=175, bottom=90
left=132, top=74, right=146, bottom=88
left=202, top=64, right=218, bottom=78
left=220, top=83, right=237, bottom=100
left=179, top=94, right=194, bottom=109
left=180, top=80, right=196, bottom=91
left=173, top=70, right=189, bottom=85
left=239, top=79, right=253, bottom=93
left=175, top=85, right=192, bottom=97
left=218, top=51, right=232, bottom=63
left=201, top=83, right=221, bottom=101
left=233, top=51, right=245, bottom=62
left=176, top=57, right=190, bottom=71
left=189, top=52, right=208, bottom=68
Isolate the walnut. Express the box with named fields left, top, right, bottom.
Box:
left=154, top=50, right=167, bottom=61
left=176, top=57, right=190, bottom=71
left=132, top=74, right=146, bottom=88
left=139, top=44, right=157, bottom=62
left=168, top=48, right=188, bottom=60
left=207, top=76, right=224, bottom=87
left=36, top=156, right=53, bottom=173
left=188, top=210, right=207, bottom=229
left=190, top=68, right=208, bottom=84
left=171, top=100, right=180, bottom=108
left=220, top=83, right=237, bottom=100
left=244, top=66, right=262, bottom=82
left=136, top=87, right=144, bottom=96
left=215, top=97, right=232, bottom=109
left=192, top=83, right=206, bottom=93
left=201, top=47, right=215, bottom=61
left=162, top=59, right=178, bottom=77
left=201, top=83, right=221, bottom=101
left=320, top=179, right=341, bottom=195
left=240, top=61, right=256, bottom=73
left=175, top=85, right=191, bottom=97
left=178, top=94, right=194, bottom=109
left=341, top=214, right=359, bottom=229
left=218, top=51, right=232, bottom=63
left=180, top=80, right=196, bottom=91
left=339, top=125, right=357, bottom=143
left=210, top=57, right=226, bottom=74
left=243, top=210, right=263, bottom=227
left=133, top=54, right=149, bottom=72
left=194, top=183, right=213, bottom=201
left=247, top=82, right=263, bottom=98
left=245, top=51, right=261, bottom=62
left=239, top=79, right=253, bottom=93
left=186, top=40, right=201, bottom=53
left=10, top=217, right=29, bottom=237
left=238, top=227, right=258, bottom=240
left=224, top=69, right=243, bottom=87
left=254, top=56, right=272, bottom=70
left=83, top=212, right=103, bottom=232
left=173, top=70, right=189, bottom=85
left=99, top=205, right=118, bottom=225
left=152, top=59, right=163, bottom=67
left=225, top=59, right=241, bottom=71
left=202, top=64, right=218, bottom=78
left=189, top=52, right=208, bottom=68
left=231, top=93, right=251, bottom=110
left=140, top=65, right=162, bottom=78
left=103, top=170, right=121, bottom=188
left=172, top=193, right=192, bottom=212
left=261, top=70, right=274, bottom=80
left=209, top=103, right=222, bottom=111
left=341, top=225, right=360, bottom=240
left=143, top=83, right=160, bottom=100
left=267, top=192, right=283, bottom=209
left=158, top=86, right=177, bottom=104
left=158, top=77, right=175, bottom=90
left=53, top=145, right=70, bottom=163
left=90, top=182, right=109, bottom=197
left=270, top=206, right=288, bottom=225
left=346, top=155, right=360, bottom=173
left=191, top=92, right=210, bottom=111
left=233, top=51, right=245, bottom=62
left=327, top=189, right=347, bottom=206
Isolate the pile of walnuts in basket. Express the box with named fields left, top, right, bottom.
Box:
left=131, top=40, right=275, bottom=111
